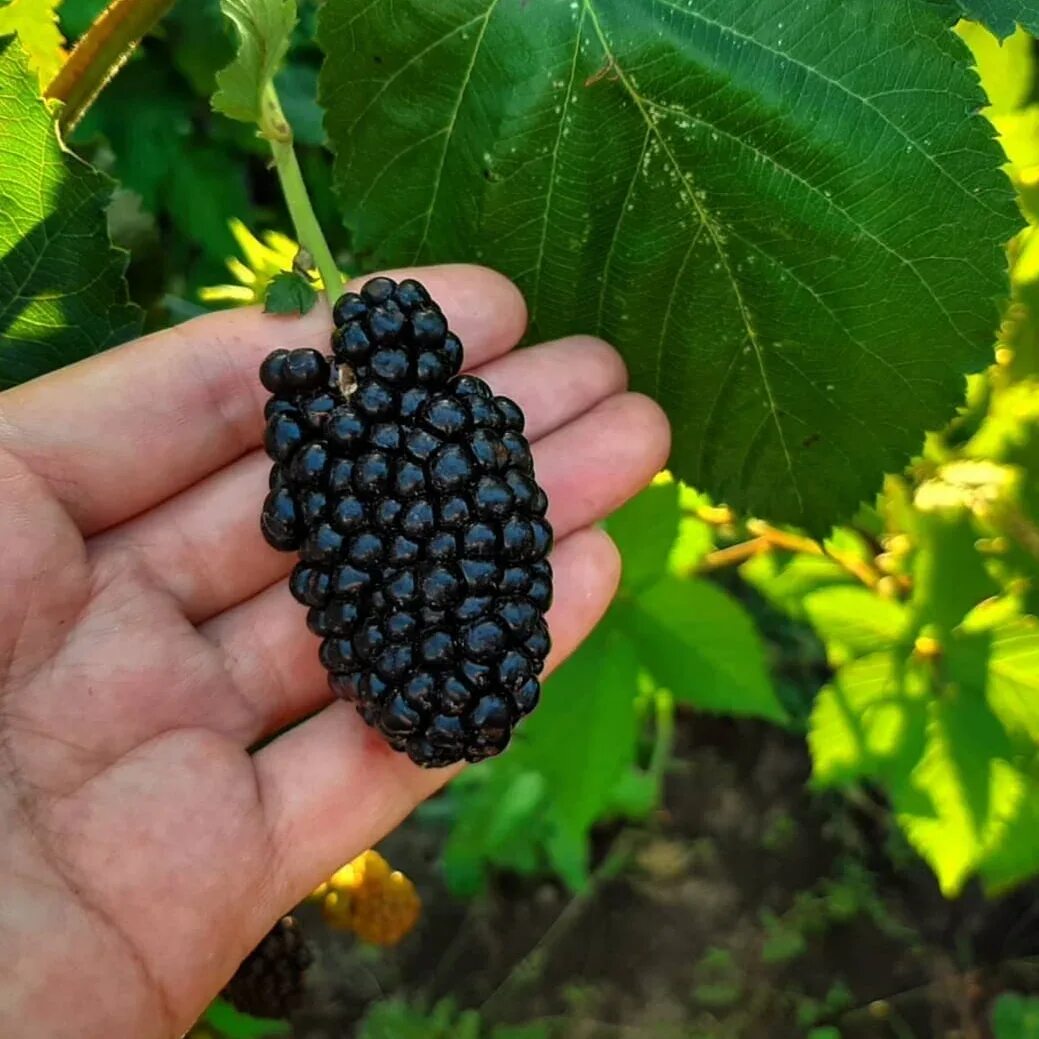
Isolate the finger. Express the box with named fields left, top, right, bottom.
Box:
left=200, top=391, right=669, bottom=739
left=252, top=527, right=621, bottom=905
left=92, top=336, right=628, bottom=623
left=536, top=392, right=672, bottom=533
left=0, top=265, right=527, bottom=536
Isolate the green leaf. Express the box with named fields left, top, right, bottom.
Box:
left=441, top=762, right=549, bottom=895
left=264, top=269, right=317, bottom=314
left=166, top=141, right=252, bottom=262
left=802, top=586, right=911, bottom=659
left=669, top=484, right=716, bottom=573
left=979, top=769, right=1039, bottom=891
left=809, top=652, right=927, bottom=787
left=985, top=619, right=1039, bottom=743
left=993, top=993, right=1039, bottom=1039
left=58, top=0, right=108, bottom=40
left=621, top=575, right=786, bottom=722
left=166, top=0, right=237, bottom=97
left=606, top=767, right=658, bottom=819
left=73, top=58, right=193, bottom=213
left=203, top=997, right=291, bottom=1037
left=318, top=0, right=1017, bottom=530
left=0, top=0, right=63, bottom=87
left=605, top=480, right=680, bottom=593
left=952, top=1, right=1039, bottom=37
left=213, top=0, right=296, bottom=124
left=491, top=1026, right=551, bottom=1039
left=0, top=36, right=141, bottom=388
left=358, top=999, right=456, bottom=1039
left=741, top=550, right=854, bottom=621
left=910, top=495, right=1001, bottom=637
left=72, top=54, right=251, bottom=263
left=515, top=617, right=642, bottom=886
left=956, top=21, right=1035, bottom=114
left=893, top=692, right=1025, bottom=896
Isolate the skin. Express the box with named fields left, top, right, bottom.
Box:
left=0, top=265, right=670, bottom=1038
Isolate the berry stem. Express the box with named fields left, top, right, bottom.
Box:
left=262, top=83, right=343, bottom=307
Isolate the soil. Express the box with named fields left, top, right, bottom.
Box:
left=286, top=713, right=1039, bottom=1039
left=264, top=578, right=1039, bottom=1039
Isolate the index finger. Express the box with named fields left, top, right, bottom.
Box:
left=0, top=265, right=527, bottom=535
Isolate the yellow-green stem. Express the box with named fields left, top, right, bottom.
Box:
left=262, top=84, right=343, bottom=306
left=46, top=0, right=175, bottom=132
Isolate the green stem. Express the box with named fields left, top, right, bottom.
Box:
left=477, top=834, right=635, bottom=1016
left=46, top=0, right=176, bottom=132
left=262, top=84, right=343, bottom=306
left=649, top=689, right=675, bottom=797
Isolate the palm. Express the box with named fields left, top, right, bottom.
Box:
left=0, top=266, right=668, bottom=1039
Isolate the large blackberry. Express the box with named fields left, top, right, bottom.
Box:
left=222, top=916, right=312, bottom=1019
left=260, top=277, right=553, bottom=767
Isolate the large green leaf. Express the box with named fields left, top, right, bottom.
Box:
left=318, top=0, right=1018, bottom=529
left=620, top=574, right=786, bottom=721
left=0, top=36, right=140, bottom=388
left=953, top=1, right=1039, bottom=37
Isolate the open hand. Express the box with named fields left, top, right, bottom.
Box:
left=0, top=266, right=669, bottom=1038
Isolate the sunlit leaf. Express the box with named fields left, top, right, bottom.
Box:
left=910, top=495, right=1001, bottom=637
left=809, top=652, right=927, bottom=787
left=0, top=36, right=140, bottom=388
left=985, top=619, right=1039, bottom=743
left=802, top=586, right=911, bottom=659
left=0, top=0, right=63, bottom=87
left=894, top=692, right=1025, bottom=896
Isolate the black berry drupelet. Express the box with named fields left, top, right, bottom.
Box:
left=260, top=278, right=553, bottom=767
left=222, top=916, right=313, bottom=1019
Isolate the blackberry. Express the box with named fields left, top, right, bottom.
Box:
left=260, top=278, right=553, bottom=767
left=222, top=916, right=312, bottom=1019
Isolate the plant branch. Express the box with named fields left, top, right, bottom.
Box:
left=696, top=536, right=770, bottom=573
left=694, top=519, right=882, bottom=588
left=261, top=84, right=343, bottom=306
left=45, top=0, right=176, bottom=132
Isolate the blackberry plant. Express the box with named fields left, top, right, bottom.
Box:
left=260, top=277, right=553, bottom=767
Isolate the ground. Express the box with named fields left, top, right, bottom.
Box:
left=286, top=711, right=1039, bottom=1039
